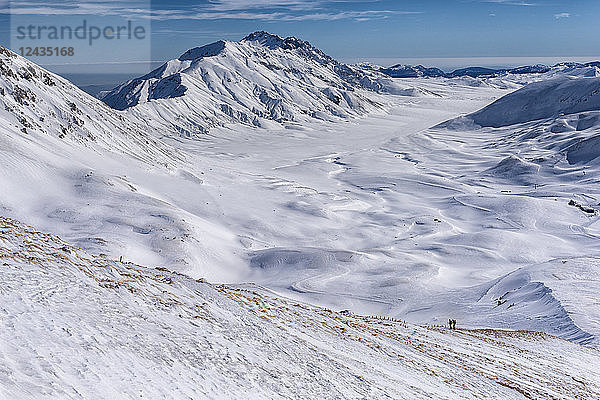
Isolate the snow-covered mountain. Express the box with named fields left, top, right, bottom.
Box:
left=447, top=66, right=504, bottom=78
left=0, top=45, right=247, bottom=282
left=439, top=76, right=600, bottom=166
left=3, top=31, right=600, bottom=397
left=468, top=76, right=600, bottom=128
left=378, top=61, right=600, bottom=80
left=100, top=31, right=427, bottom=135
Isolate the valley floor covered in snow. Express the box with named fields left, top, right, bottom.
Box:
left=2, top=40, right=600, bottom=397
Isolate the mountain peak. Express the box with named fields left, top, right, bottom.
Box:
left=100, top=30, right=401, bottom=134
left=242, top=31, right=286, bottom=48
left=178, top=40, right=227, bottom=61
left=242, top=31, right=335, bottom=64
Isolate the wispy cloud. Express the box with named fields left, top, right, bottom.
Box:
left=1, top=1, right=153, bottom=17
left=554, top=12, right=570, bottom=19
left=482, top=0, right=536, bottom=6
left=203, top=0, right=322, bottom=12
left=151, top=9, right=419, bottom=22
left=0, top=0, right=421, bottom=22
left=203, top=0, right=389, bottom=12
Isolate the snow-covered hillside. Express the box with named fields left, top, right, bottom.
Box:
left=100, top=31, right=428, bottom=135
left=3, top=31, right=600, bottom=397
left=409, top=75, right=600, bottom=346
left=441, top=75, right=600, bottom=165
left=0, top=47, right=178, bottom=166
left=0, top=45, right=246, bottom=281
left=468, top=77, right=600, bottom=127
left=1, top=215, right=599, bottom=399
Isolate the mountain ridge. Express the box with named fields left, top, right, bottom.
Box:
left=0, top=45, right=179, bottom=166
left=379, top=61, right=600, bottom=79
left=99, top=31, right=430, bottom=135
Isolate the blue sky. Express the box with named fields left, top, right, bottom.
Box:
left=0, top=0, right=599, bottom=73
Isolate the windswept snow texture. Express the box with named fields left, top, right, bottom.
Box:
left=565, top=132, right=600, bottom=164
left=1, top=216, right=599, bottom=399
left=0, top=46, right=244, bottom=280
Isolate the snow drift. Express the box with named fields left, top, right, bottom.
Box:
left=565, top=134, right=600, bottom=164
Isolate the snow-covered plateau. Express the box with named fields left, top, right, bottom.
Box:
left=1, top=32, right=600, bottom=398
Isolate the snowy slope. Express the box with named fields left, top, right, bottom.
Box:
left=391, top=79, right=600, bottom=344
left=154, top=77, right=600, bottom=347
left=0, top=46, right=178, bottom=166
left=0, top=46, right=248, bottom=281
left=440, top=75, right=600, bottom=165
left=1, top=215, right=599, bottom=399
left=3, top=35, right=600, bottom=396
left=100, top=32, right=428, bottom=135
left=467, top=77, right=600, bottom=127
left=493, top=258, right=600, bottom=345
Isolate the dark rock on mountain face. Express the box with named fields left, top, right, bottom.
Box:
left=380, top=61, right=600, bottom=79
left=242, top=31, right=336, bottom=65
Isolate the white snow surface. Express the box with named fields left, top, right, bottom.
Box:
left=2, top=35, right=600, bottom=397
left=1, top=215, right=599, bottom=399
left=0, top=48, right=179, bottom=167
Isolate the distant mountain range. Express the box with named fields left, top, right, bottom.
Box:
left=97, top=31, right=600, bottom=137
left=378, top=61, right=600, bottom=78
